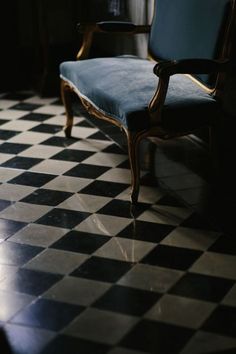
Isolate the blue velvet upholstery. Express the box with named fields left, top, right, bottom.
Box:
left=60, top=56, right=220, bottom=132
left=149, top=0, right=231, bottom=86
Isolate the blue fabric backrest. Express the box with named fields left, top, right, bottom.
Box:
left=149, top=0, right=231, bottom=87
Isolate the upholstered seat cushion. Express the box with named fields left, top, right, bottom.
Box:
left=60, top=56, right=221, bottom=133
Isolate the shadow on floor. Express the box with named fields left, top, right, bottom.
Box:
left=0, top=328, right=13, bottom=354
left=73, top=101, right=236, bottom=237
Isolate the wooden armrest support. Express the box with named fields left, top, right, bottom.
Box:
left=149, top=58, right=231, bottom=126
left=154, top=58, right=231, bottom=77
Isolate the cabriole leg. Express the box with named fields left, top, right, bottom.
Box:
left=126, top=131, right=141, bottom=204
left=61, top=80, right=74, bottom=138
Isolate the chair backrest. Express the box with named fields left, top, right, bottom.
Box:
left=149, top=0, right=235, bottom=88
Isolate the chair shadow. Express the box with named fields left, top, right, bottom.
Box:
left=0, top=328, right=13, bottom=354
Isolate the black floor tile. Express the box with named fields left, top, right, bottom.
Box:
left=141, top=244, right=202, bottom=270
left=0, top=219, right=27, bottom=239
left=9, top=171, right=56, bottom=187
left=208, top=234, right=236, bottom=255
left=93, top=285, right=161, bottom=316
left=102, top=144, right=125, bottom=154
left=50, top=149, right=93, bottom=163
left=0, top=130, right=20, bottom=140
left=36, top=208, right=90, bottom=228
left=0, top=268, right=62, bottom=296
left=40, top=136, right=76, bottom=147
left=41, top=334, right=110, bottom=354
left=120, top=319, right=194, bottom=354
left=21, top=189, right=73, bottom=206
left=0, top=119, right=8, bottom=126
left=97, top=199, right=150, bottom=218
left=88, top=131, right=110, bottom=141
left=11, top=103, right=42, bottom=111
left=50, top=230, right=109, bottom=254
left=170, top=272, right=235, bottom=302
left=30, top=124, right=62, bottom=134
left=202, top=305, right=236, bottom=338
left=75, top=120, right=93, bottom=127
left=11, top=298, right=84, bottom=331
left=64, top=163, right=110, bottom=179
left=19, top=112, right=53, bottom=122
left=0, top=142, right=30, bottom=154
left=79, top=180, right=128, bottom=198
left=117, top=220, right=175, bottom=243
left=117, top=159, right=130, bottom=169
left=0, top=241, right=43, bottom=266
left=1, top=156, right=43, bottom=169
left=0, top=199, right=12, bottom=212
left=71, top=256, right=133, bottom=283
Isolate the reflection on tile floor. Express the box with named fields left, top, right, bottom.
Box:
left=0, top=91, right=235, bottom=354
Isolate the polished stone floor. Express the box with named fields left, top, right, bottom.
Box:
left=0, top=91, right=235, bottom=354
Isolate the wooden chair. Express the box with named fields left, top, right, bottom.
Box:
left=60, top=0, right=236, bottom=203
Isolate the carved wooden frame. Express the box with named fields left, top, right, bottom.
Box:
left=61, top=0, right=236, bottom=203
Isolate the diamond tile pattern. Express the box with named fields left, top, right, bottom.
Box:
left=0, top=92, right=235, bottom=354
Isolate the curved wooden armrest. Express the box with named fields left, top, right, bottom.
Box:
left=148, top=58, right=231, bottom=126
left=154, top=58, right=231, bottom=77
left=76, top=21, right=150, bottom=60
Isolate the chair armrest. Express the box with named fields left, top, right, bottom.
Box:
left=76, top=21, right=150, bottom=60
left=77, top=21, right=150, bottom=34
left=153, top=58, right=231, bottom=77
left=149, top=58, right=231, bottom=127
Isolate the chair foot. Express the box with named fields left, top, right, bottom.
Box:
left=64, top=125, right=72, bottom=138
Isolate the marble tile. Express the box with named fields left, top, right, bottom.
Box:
left=118, top=263, right=183, bottom=293
left=95, top=237, right=156, bottom=263
left=64, top=308, right=138, bottom=345
left=161, top=227, right=220, bottom=250
left=18, top=144, right=63, bottom=158
left=43, top=276, right=111, bottom=306
left=145, top=294, right=216, bottom=329
left=30, top=159, right=77, bottom=175
left=58, top=193, right=112, bottom=213
left=190, top=252, right=236, bottom=280
left=75, top=214, right=132, bottom=236
left=9, top=224, right=68, bottom=247
left=24, top=249, right=88, bottom=275
left=0, top=202, right=52, bottom=223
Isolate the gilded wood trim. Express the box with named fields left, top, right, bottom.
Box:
left=79, top=96, right=124, bottom=130
left=76, top=24, right=96, bottom=60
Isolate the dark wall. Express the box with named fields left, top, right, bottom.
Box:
left=0, top=0, right=130, bottom=96
left=1, top=2, right=18, bottom=91
left=1, top=0, right=85, bottom=95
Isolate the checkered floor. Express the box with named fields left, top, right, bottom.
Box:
left=0, top=91, right=236, bottom=354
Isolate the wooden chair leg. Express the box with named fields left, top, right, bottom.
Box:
left=61, top=80, right=74, bottom=138
left=127, top=131, right=141, bottom=204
